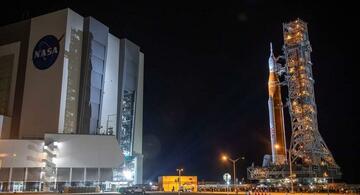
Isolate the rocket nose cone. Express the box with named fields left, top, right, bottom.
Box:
left=269, top=42, right=276, bottom=72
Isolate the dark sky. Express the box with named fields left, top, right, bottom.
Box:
left=1, top=0, right=359, bottom=184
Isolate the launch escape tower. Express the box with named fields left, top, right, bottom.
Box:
left=247, top=19, right=341, bottom=183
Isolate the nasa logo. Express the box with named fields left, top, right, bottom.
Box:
left=32, top=35, right=60, bottom=70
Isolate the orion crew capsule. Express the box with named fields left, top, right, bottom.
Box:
left=268, top=43, right=287, bottom=165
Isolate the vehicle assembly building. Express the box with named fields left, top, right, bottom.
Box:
left=248, top=19, right=341, bottom=184
left=0, top=8, right=143, bottom=192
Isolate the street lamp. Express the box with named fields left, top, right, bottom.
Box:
left=221, top=155, right=245, bottom=190
left=176, top=168, right=184, bottom=194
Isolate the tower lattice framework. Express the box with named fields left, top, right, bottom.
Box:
left=283, top=19, right=339, bottom=169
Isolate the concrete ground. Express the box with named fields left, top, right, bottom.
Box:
left=1, top=191, right=359, bottom=195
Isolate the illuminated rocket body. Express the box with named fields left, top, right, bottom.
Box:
left=268, top=43, right=287, bottom=165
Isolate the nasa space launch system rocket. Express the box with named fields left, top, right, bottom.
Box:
left=268, top=43, right=287, bottom=165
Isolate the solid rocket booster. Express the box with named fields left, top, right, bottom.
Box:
left=268, top=43, right=287, bottom=165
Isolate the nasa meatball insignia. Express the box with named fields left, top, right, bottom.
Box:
left=32, top=35, right=60, bottom=70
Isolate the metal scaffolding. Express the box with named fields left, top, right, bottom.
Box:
left=248, top=19, right=341, bottom=182
left=120, top=90, right=136, bottom=157
left=283, top=19, right=340, bottom=173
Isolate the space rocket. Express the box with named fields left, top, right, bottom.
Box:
left=268, top=43, right=287, bottom=165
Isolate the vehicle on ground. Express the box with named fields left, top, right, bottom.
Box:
left=119, top=186, right=145, bottom=195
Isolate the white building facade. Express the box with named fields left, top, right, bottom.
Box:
left=0, top=8, right=143, bottom=192
left=0, top=134, right=123, bottom=191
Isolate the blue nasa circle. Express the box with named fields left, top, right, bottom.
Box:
left=32, top=35, right=60, bottom=70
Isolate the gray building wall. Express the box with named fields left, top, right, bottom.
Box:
left=78, top=17, right=109, bottom=135
left=134, top=52, right=144, bottom=184
left=0, top=20, right=31, bottom=139
left=117, top=39, right=143, bottom=184
left=117, top=39, right=139, bottom=148
left=18, top=9, right=83, bottom=138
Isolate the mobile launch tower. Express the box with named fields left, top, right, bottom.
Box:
left=248, top=19, right=341, bottom=183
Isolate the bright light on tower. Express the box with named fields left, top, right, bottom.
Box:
left=53, top=141, right=62, bottom=148
left=323, top=172, right=328, bottom=177
left=122, top=170, right=132, bottom=181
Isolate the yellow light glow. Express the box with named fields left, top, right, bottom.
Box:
left=222, top=155, right=228, bottom=161
left=289, top=67, right=295, bottom=73
left=275, top=144, right=280, bottom=150
left=323, top=172, right=328, bottom=177
left=0, top=153, right=9, bottom=158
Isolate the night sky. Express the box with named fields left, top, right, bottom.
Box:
left=1, top=1, right=359, bottom=184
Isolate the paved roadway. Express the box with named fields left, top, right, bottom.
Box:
left=146, top=192, right=359, bottom=195
left=1, top=191, right=359, bottom=195
left=0, top=192, right=246, bottom=195
left=1, top=192, right=245, bottom=195
left=147, top=192, right=247, bottom=195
